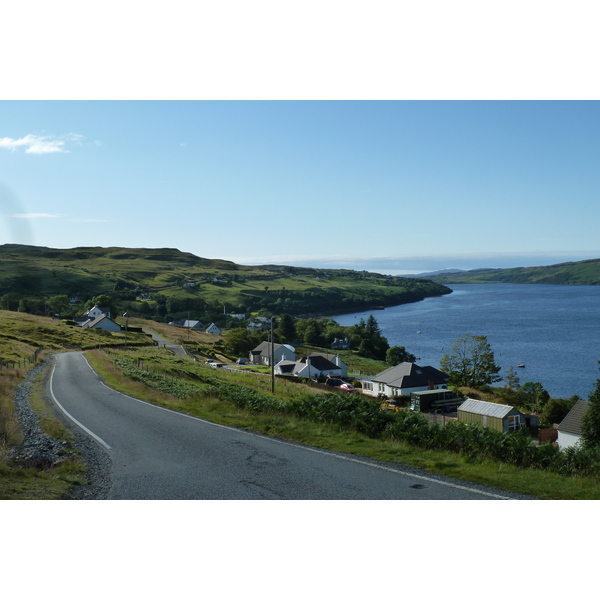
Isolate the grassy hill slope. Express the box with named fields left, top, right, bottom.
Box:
left=429, top=258, right=600, bottom=285
left=0, top=244, right=451, bottom=317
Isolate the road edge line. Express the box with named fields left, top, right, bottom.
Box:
left=49, top=360, right=113, bottom=452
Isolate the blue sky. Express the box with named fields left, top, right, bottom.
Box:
left=2, top=100, right=600, bottom=274
left=0, top=101, right=600, bottom=273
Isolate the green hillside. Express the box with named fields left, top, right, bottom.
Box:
left=0, top=244, right=451, bottom=319
left=429, top=258, right=600, bottom=286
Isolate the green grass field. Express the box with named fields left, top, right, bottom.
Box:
left=4, top=311, right=600, bottom=499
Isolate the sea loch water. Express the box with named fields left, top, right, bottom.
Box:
left=331, top=283, right=600, bottom=400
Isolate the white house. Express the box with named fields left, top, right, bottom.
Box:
left=82, top=314, right=122, bottom=332
left=556, top=400, right=590, bottom=450
left=250, top=342, right=296, bottom=366
left=362, top=362, right=449, bottom=398
left=205, top=323, right=222, bottom=335
left=247, top=317, right=271, bottom=332
left=274, top=353, right=347, bottom=378
left=83, top=304, right=110, bottom=320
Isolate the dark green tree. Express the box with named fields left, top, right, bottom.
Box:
left=48, top=294, right=71, bottom=317
left=519, top=381, right=550, bottom=410
left=223, top=329, right=262, bottom=356
left=275, top=313, right=296, bottom=344
left=439, top=334, right=501, bottom=388
left=503, top=366, right=521, bottom=391
left=385, top=345, right=416, bottom=366
left=540, top=396, right=579, bottom=428
left=365, top=314, right=382, bottom=337
left=581, top=365, right=600, bottom=447
left=303, top=320, right=321, bottom=345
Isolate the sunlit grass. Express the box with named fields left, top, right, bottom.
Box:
left=87, top=349, right=600, bottom=499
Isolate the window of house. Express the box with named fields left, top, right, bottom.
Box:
left=508, top=415, right=520, bottom=431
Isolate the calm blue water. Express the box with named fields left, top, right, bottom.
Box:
left=331, top=284, right=600, bottom=400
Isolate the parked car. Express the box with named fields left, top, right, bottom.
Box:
left=339, top=383, right=357, bottom=393
left=325, top=378, right=344, bottom=387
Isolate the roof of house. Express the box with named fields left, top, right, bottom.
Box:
left=371, top=362, right=448, bottom=389
left=85, top=314, right=119, bottom=329
left=275, top=360, right=300, bottom=374
left=303, top=355, right=338, bottom=371
left=183, top=320, right=203, bottom=328
left=458, top=398, right=520, bottom=419
left=251, top=342, right=295, bottom=356
left=557, top=400, right=590, bottom=435
left=84, top=305, right=110, bottom=315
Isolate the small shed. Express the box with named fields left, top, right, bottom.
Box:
left=458, top=398, right=524, bottom=433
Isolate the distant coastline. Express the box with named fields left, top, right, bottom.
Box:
left=428, top=258, right=600, bottom=286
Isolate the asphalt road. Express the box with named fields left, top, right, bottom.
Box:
left=48, top=352, right=522, bottom=500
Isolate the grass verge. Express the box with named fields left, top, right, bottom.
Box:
left=87, top=350, right=600, bottom=499
left=0, top=361, right=87, bottom=500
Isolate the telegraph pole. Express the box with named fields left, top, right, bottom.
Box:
left=270, top=317, right=275, bottom=393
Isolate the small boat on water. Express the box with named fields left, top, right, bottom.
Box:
left=518, top=364, right=525, bottom=368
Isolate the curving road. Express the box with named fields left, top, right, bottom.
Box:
left=48, top=352, right=521, bottom=500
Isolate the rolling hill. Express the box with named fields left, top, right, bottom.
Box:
left=0, top=244, right=451, bottom=318
left=428, top=258, right=600, bottom=285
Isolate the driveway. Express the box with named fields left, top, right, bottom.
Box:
left=143, top=328, right=189, bottom=358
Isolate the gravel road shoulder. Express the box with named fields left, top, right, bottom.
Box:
left=9, top=355, right=113, bottom=500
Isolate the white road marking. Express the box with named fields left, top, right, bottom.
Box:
left=75, top=354, right=513, bottom=500
left=49, top=360, right=113, bottom=452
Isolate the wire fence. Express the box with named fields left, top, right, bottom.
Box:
left=0, top=347, right=43, bottom=370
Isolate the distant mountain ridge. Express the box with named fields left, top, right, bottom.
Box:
left=428, top=258, right=600, bottom=285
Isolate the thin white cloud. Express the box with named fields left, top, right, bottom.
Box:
left=12, top=212, right=63, bottom=219
left=68, top=217, right=112, bottom=223
left=0, top=133, right=84, bottom=154
left=11, top=213, right=111, bottom=223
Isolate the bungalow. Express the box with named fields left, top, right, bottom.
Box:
left=82, top=314, right=122, bottom=332
left=362, top=362, right=449, bottom=398
left=556, top=399, right=590, bottom=450
left=274, top=353, right=347, bottom=378
left=330, top=337, right=350, bottom=350
left=249, top=342, right=296, bottom=366
left=458, top=398, right=524, bottom=433
left=307, top=353, right=348, bottom=377
left=182, top=320, right=204, bottom=329
left=205, top=323, right=222, bottom=335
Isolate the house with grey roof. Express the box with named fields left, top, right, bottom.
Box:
left=82, top=314, right=122, bottom=333
left=556, top=399, right=590, bottom=450
left=274, top=353, right=347, bottom=378
left=361, top=362, right=448, bottom=398
left=205, top=323, right=222, bottom=335
left=250, top=342, right=296, bottom=366
left=330, top=337, right=350, bottom=350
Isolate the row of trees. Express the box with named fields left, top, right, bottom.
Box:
left=221, top=313, right=415, bottom=366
